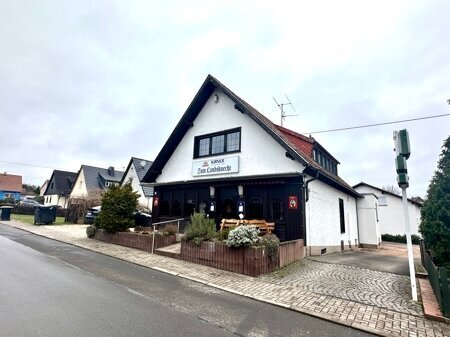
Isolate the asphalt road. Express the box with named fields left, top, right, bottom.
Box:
left=0, top=224, right=374, bottom=337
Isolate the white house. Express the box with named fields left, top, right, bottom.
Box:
left=121, top=157, right=154, bottom=210
left=353, top=182, right=422, bottom=237
left=70, top=165, right=124, bottom=199
left=43, top=170, right=77, bottom=208
left=143, top=75, right=362, bottom=255
left=356, top=192, right=382, bottom=247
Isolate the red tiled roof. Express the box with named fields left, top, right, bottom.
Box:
left=0, top=173, right=22, bottom=192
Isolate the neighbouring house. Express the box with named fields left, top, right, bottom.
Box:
left=121, top=157, right=154, bottom=210
left=43, top=170, right=77, bottom=208
left=353, top=182, right=422, bottom=237
left=143, top=75, right=362, bottom=255
left=40, top=180, right=49, bottom=196
left=0, top=173, right=22, bottom=201
left=69, top=165, right=124, bottom=199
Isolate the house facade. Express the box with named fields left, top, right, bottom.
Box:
left=0, top=173, right=22, bottom=201
left=121, top=157, right=154, bottom=210
left=143, top=75, right=361, bottom=255
left=353, top=182, right=422, bottom=237
left=70, top=165, right=124, bottom=199
left=43, top=170, right=77, bottom=208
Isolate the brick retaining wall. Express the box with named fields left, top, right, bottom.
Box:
left=93, top=229, right=176, bottom=252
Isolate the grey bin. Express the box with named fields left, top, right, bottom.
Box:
left=34, top=205, right=58, bottom=225
left=0, top=206, right=14, bottom=221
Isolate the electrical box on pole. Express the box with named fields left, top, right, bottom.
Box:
left=393, top=128, right=417, bottom=301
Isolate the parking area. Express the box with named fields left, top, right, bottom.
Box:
left=307, top=242, right=421, bottom=276
left=260, top=242, right=424, bottom=316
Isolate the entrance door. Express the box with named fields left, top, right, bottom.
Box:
left=216, top=186, right=238, bottom=223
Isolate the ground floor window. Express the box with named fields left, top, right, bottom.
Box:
left=339, top=198, right=345, bottom=233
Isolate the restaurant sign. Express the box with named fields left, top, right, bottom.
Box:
left=192, top=156, right=239, bottom=176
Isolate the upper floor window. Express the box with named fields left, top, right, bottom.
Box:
left=313, top=148, right=338, bottom=175
left=194, top=128, right=241, bottom=158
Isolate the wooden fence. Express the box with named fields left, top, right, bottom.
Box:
left=279, top=239, right=305, bottom=268
left=93, top=230, right=176, bottom=252
left=420, top=240, right=450, bottom=318
left=181, top=239, right=304, bottom=277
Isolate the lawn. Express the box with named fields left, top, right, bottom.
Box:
left=11, top=214, right=68, bottom=225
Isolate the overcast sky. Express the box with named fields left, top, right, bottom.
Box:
left=1, top=0, right=449, bottom=197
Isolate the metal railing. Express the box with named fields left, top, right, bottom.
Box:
left=151, top=218, right=185, bottom=254
left=419, top=240, right=450, bottom=317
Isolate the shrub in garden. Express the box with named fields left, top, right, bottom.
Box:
left=86, top=224, right=97, bottom=238
left=161, top=224, right=178, bottom=236
left=225, top=225, right=260, bottom=248
left=94, top=184, right=139, bottom=233
left=381, top=234, right=421, bottom=245
left=259, top=234, right=280, bottom=260
left=215, top=227, right=233, bottom=242
left=184, top=212, right=216, bottom=245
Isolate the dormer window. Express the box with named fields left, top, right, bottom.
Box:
left=194, top=128, right=241, bottom=158
left=313, top=148, right=338, bottom=175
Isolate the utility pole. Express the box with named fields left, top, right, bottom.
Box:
left=393, top=129, right=417, bottom=301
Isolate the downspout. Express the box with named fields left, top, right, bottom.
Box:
left=303, top=168, right=319, bottom=256
left=304, top=169, right=319, bottom=202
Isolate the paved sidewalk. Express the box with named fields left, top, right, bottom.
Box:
left=2, top=221, right=449, bottom=337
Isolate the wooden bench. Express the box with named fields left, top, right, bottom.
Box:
left=220, top=218, right=242, bottom=231
left=220, top=218, right=275, bottom=235
left=245, top=219, right=275, bottom=235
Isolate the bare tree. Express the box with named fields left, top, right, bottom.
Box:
left=381, top=185, right=401, bottom=196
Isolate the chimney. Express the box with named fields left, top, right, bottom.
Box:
left=108, top=166, right=115, bottom=176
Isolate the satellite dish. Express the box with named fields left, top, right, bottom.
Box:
left=140, top=160, right=146, bottom=168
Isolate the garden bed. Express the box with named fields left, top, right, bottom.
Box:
left=180, top=239, right=305, bottom=276
left=93, top=229, right=176, bottom=252
left=180, top=241, right=277, bottom=276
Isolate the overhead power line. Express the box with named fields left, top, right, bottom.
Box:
left=0, top=160, right=61, bottom=170
left=302, top=113, right=450, bottom=135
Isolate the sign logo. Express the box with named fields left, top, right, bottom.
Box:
left=288, top=196, right=298, bottom=210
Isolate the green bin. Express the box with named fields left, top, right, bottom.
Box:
left=0, top=206, right=13, bottom=221
left=34, top=206, right=57, bottom=225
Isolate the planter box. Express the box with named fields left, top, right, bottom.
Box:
left=180, top=241, right=278, bottom=277
left=93, top=229, right=176, bottom=252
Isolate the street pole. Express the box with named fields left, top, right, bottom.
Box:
left=401, top=187, right=417, bottom=301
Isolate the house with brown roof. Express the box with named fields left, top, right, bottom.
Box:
left=0, top=173, right=22, bottom=201
left=143, top=75, right=364, bottom=255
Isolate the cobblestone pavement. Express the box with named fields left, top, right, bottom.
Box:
left=2, top=221, right=449, bottom=337
left=260, top=259, right=424, bottom=316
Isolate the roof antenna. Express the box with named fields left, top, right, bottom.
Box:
left=273, top=95, right=297, bottom=127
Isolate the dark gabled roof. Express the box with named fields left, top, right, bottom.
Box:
left=121, top=157, right=154, bottom=197
left=80, top=165, right=124, bottom=193
left=143, top=74, right=360, bottom=197
left=353, top=182, right=422, bottom=207
left=44, top=170, right=77, bottom=196
left=0, top=173, right=22, bottom=192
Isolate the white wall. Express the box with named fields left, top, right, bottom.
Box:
left=306, top=177, right=359, bottom=254
left=354, top=185, right=421, bottom=236
left=357, top=194, right=381, bottom=246
left=69, top=169, right=88, bottom=198
left=44, top=194, right=69, bottom=208
left=122, top=163, right=152, bottom=210
left=156, top=88, right=304, bottom=183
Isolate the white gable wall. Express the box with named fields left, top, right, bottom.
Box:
left=354, top=185, right=421, bottom=236
left=357, top=194, right=381, bottom=247
left=156, top=89, right=304, bottom=183
left=69, top=169, right=88, bottom=198
left=122, top=162, right=152, bottom=210
left=306, top=178, right=359, bottom=255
